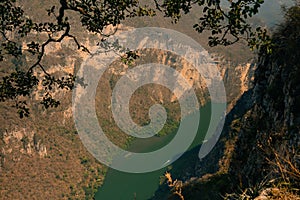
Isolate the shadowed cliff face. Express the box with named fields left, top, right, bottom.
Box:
left=158, top=4, right=300, bottom=200
left=229, top=4, right=300, bottom=186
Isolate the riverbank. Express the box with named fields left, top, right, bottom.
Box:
left=95, top=102, right=224, bottom=200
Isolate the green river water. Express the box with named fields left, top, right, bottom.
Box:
left=95, top=103, right=223, bottom=200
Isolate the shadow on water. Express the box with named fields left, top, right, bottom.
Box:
left=95, top=102, right=224, bottom=200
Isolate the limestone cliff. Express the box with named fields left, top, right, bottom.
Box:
left=0, top=29, right=255, bottom=199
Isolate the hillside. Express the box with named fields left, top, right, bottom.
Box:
left=153, top=3, right=300, bottom=200
left=0, top=5, right=255, bottom=200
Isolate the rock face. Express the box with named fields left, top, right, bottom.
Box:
left=2, top=129, right=47, bottom=158
left=1, top=2, right=294, bottom=199
left=157, top=4, right=300, bottom=200
left=0, top=24, right=256, bottom=199
left=229, top=9, right=300, bottom=186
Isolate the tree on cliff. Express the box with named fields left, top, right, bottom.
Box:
left=0, top=0, right=271, bottom=117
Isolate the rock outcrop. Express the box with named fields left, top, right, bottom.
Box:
left=154, top=3, right=300, bottom=200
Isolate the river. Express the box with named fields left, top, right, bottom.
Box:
left=95, top=102, right=223, bottom=200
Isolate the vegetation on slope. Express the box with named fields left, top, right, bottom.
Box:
left=159, top=2, right=300, bottom=199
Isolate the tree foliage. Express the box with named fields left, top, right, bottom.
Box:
left=0, top=0, right=273, bottom=117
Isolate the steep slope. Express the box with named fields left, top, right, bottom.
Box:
left=157, top=4, right=300, bottom=200
left=0, top=1, right=257, bottom=199
left=229, top=3, right=300, bottom=192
